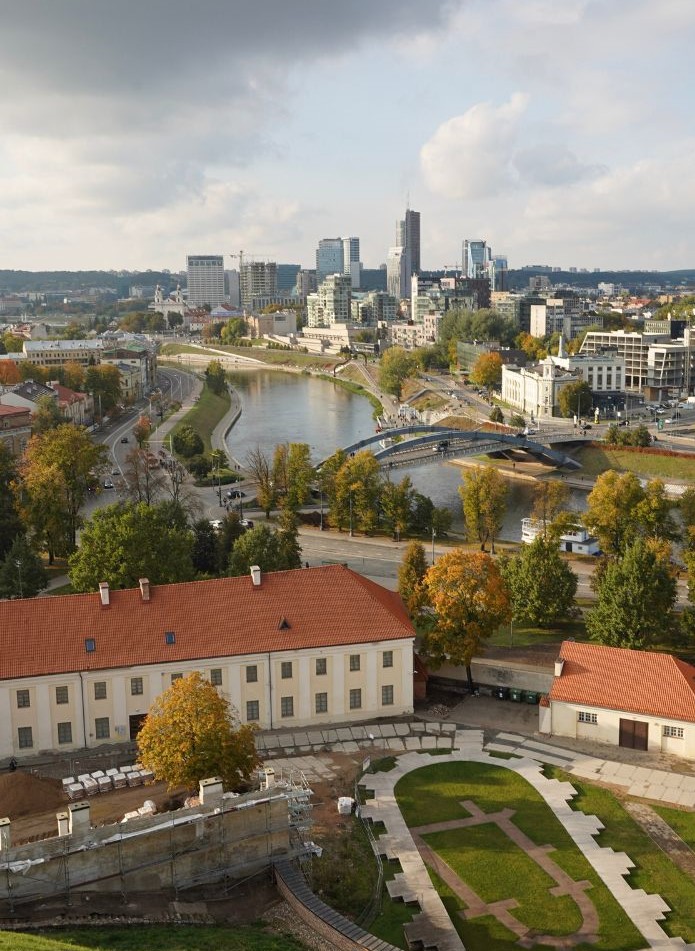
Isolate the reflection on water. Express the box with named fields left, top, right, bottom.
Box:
left=224, top=370, right=588, bottom=540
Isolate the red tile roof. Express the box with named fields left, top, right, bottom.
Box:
left=0, top=566, right=414, bottom=681
left=0, top=404, right=29, bottom=419
left=549, top=640, right=695, bottom=723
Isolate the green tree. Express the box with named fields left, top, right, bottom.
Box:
left=191, top=519, right=220, bottom=575
left=0, top=534, right=48, bottom=599
left=172, top=424, right=204, bottom=458
left=68, top=501, right=195, bottom=591
left=531, top=480, right=570, bottom=535
left=378, top=346, right=418, bottom=400
left=423, top=549, right=511, bottom=688
left=317, top=449, right=347, bottom=514
left=489, top=405, right=504, bottom=423
left=558, top=380, right=593, bottom=419
left=276, top=508, right=302, bottom=571
left=587, top=539, right=677, bottom=648
left=220, top=318, right=247, bottom=343
left=285, top=443, right=314, bottom=512
left=333, top=450, right=382, bottom=534
left=216, top=511, right=245, bottom=573
left=0, top=442, right=23, bottom=560
left=499, top=536, right=577, bottom=627
left=680, top=487, right=695, bottom=530
left=459, top=465, right=508, bottom=553
left=381, top=476, right=415, bottom=540
left=31, top=395, right=64, bottom=434
left=205, top=360, right=227, bottom=395
left=228, top=522, right=299, bottom=576
left=583, top=470, right=645, bottom=556
left=440, top=308, right=515, bottom=347
left=2, top=332, right=24, bottom=353
left=470, top=351, right=503, bottom=389
left=85, top=364, right=121, bottom=412
left=20, top=424, right=107, bottom=559
left=137, top=672, right=260, bottom=791
left=634, top=479, right=679, bottom=542
left=397, top=541, right=428, bottom=616
left=245, top=446, right=277, bottom=518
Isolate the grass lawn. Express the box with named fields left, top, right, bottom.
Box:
left=548, top=767, right=695, bottom=943
left=168, top=382, right=230, bottom=455
left=653, top=805, right=695, bottom=848
left=488, top=615, right=587, bottom=649
left=0, top=926, right=307, bottom=951
left=202, top=345, right=341, bottom=370
left=46, top=582, right=74, bottom=596
left=572, top=445, right=695, bottom=481
left=393, top=761, right=645, bottom=951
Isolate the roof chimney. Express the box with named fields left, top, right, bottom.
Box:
left=250, top=565, right=261, bottom=587
left=554, top=657, right=565, bottom=677
left=139, top=578, right=150, bottom=602
left=98, top=581, right=110, bottom=607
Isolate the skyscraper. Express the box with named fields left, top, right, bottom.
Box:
left=316, top=238, right=344, bottom=284
left=462, top=240, right=490, bottom=280
left=240, top=261, right=277, bottom=310
left=387, top=246, right=407, bottom=300
left=342, top=236, right=361, bottom=289
left=395, top=207, right=420, bottom=295
left=186, top=255, right=226, bottom=307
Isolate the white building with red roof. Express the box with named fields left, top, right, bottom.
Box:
left=542, top=640, right=695, bottom=758
left=0, top=565, right=415, bottom=760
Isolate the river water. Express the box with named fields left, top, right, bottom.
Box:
left=224, top=369, right=587, bottom=539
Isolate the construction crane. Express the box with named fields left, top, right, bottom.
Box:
left=442, top=263, right=461, bottom=276
left=228, top=251, right=244, bottom=270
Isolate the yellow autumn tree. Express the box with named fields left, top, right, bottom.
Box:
left=137, top=672, right=260, bottom=791
left=423, top=549, right=510, bottom=689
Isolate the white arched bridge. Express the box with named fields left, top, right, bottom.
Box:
left=324, top=425, right=584, bottom=471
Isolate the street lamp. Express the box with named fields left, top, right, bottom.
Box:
left=319, top=489, right=324, bottom=531
left=15, top=559, right=23, bottom=598
left=431, top=527, right=436, bottom=565
left=349, top=490, right=354, bottom=537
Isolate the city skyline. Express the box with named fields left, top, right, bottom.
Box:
left=1, top=1, right=694, bottom=273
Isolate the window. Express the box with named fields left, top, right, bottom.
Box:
left=55, top=686, right=69, bottom=705
left=246, top=700, right=259, bottom=721
left=94, top=681, right=107, bottom=700
left=131, top=677, right=143, bottom=696
left=16, top=689, right=30, bottom=709
left=281, top=661, right=293, bottom=679
left=349, top=688, right=362, bottom=710
left=281, top=696, right=294, bottom=718
left=85, top=638, right=96, bottom=653
left=57, top=722, right=72, bottom=745
left=577, top=711, right=597, bottom=724
left=664, top=726, right=684, bottom=739
left=382, top=685, right=394, bottom=706
left=246, top=665, right=258, bottom=683
left=383, top=650, right=393, bottom=668
left=171, top=673, right=183, bottom=683
left=316, top=657, right=327, bottom=676
left=349, top=654, right=361, bottom=672
left=18, top=726, right=33, bottom=749
left=315, top=692, right=328, bottom=714
left=210, top=668, right=222, bottom=686
left=95, top=717, right=110, bottom=740
left=165, top=631, right=175, bottom=645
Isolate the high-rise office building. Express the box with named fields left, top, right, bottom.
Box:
left=186, top=255, right=226, bottom=307
left=387, top=246, right=408, bottom=300
left=316, top=238, right=344, bottom=284
left=240, top=261, right=277, bottom=311
left=342, top=236, right=361, bottom=289
left=395, top=208, right=420, bottom=295
left=462, top=240, right=490, bottom=280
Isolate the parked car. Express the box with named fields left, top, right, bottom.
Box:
left=103, top=480, right=114, bottom=489
left=120, top=436, right=129, bottom=443
left=240, top=519, right=254, bottom=529
left=226, top=489, right=246, bottom=499
left=209, top=519, right=222, bottom=530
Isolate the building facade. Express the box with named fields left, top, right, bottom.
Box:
left=240, top=262, right=278, bottom=311
left=0, top=404, right=31, bottom=456
left=0, top=567, right=415, bottom=759
left=316, top=239, right=344, bottom=285
left=186, top=255, right=226, bottom=307
left=306, top=273, right=352, bottom=328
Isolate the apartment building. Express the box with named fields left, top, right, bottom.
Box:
left=0, top=404, right=31, bottom=456
left=580, top=328, right=695, bottom=397
left=0, top=566, right=415, bottom=760
left=186, top=255, right=226, bottom=307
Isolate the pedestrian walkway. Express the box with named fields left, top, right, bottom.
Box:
left=359, top=727, right=695, bottom=951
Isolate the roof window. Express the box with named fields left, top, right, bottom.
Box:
left=279, top=617, right=291, bottom=630
left=85, top=638, right=96, bottom=653
left=165, top=631, right=176, bottom=645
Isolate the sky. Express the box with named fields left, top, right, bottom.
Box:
left=1, top=0, right=694, bottom=273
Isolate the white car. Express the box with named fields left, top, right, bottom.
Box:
left=209, top=519, right=222, bottom=530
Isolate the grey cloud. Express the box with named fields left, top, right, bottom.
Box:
left=513, top=145, right=606, bottom=187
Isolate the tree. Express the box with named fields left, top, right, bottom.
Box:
left=489, top=405, right=504, bottom=423
left=60, top=361, right=86, bottom=391
left=132, top=415, right=152, bottom=448
left=285, top=443, right=314, bottom=512
left=172, top=424, right=204, bottom=458
left=216, top=511, right=245, bottom=572
left=423, top=549, right=511, bottom=687
left=85, top=364, right=121, bottom=412
left=31, top=395, right=64, bottom=434
left=2, top=332, right=23, bottom=353
left=245, top=446, right=277, bottom=518
left=531, top=480, right=569, bottom=535
left=220, top=318, right=247, bottom=343
left=228, top=522, right=299, bottom=576
left=499, top=537, right=577, bottom=627
left=397, top=541, right=428, bottom=616
left=0, top=360, right=21, bottom=385
left=122, top=448, right=167, bottom=505
left=470, top=352, right=503, bottom=389
left=459, top=465, right=508, bottom=553
left=191, top=519, right=220, bottom=576
left=205, top=360, right=227, bottom=395
left=583, top=470, right=644, bottom=556
left=333, top=450, right=382, bottom=534
left=440, top=308, right=515, bottom=347
left=0, top=534, right=48, bottom=599
left=378, top=347, right=418, bottom=400
left=0, top=442, right=23, bottom=560
left=558, top=381, right=593, bottom=419
left=276, top=508, right=302, bottom=571
left=68, top=501, right=195, bottom=591
left=634, top=479, right=679, bottom=542
left=20, top=425, right=107, bottom=559
left=137, top=672, right=260, bottom=791
left=586, top=539, right=677, bottom=648
left=381, top=476, right=415, bottom=540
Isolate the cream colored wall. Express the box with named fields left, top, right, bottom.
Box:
left=0, top=638, right=414, bottom=759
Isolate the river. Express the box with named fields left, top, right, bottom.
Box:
left=224, top=368, right=587, bottom=539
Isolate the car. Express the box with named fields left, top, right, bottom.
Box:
left=209, top=519, right=223, bottom=530
left=120, top=436, right=129, bottom=443
left=103, top=480, right=114, bottom=489
left=226, top=489, right=246, bottom=499
left=111, top=469, right=120, bottom=476
left=655, top=408, right=666, bottom=415
left=240, top=519, right=254, bottom=529
left=436, top=440, right=449, bottom=451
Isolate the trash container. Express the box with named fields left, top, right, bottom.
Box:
left=494, top=686, right=510, bottom=700
left=523, top=691, right=540, bottom=704
left=509, top=688, right=523, bottom=702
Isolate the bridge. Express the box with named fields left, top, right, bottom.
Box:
left=323, top=425, right=584, bottom=471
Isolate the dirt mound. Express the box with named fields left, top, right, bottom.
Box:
left=0, top=772, right=63, bottom=819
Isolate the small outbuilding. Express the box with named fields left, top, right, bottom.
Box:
left=541, top=640, right=695, bottom=759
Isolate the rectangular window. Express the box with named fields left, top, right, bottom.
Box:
left=94, top=681, right=107, bottom=700
left=383, top=650, right=394, bottom=668
left=578, top=711, right=597, bottom=724
left=18, top=726, right=33, bottom=749
left=316, top=657, right=327, bottom=676
left=210, top=668, right=222, bottom=686
left=664, top=726, right=684, bottom=739
left=57, top=722, right=72, bottom=745
left=349, top=688, right=362, bottom=710
left=281, top=696, right=294, bottom=718
left=95, top=717, right=110, bottom=740
left=131, top=677, right=143, bottom=696
left=85, top=638, right=96, bottom=653
left=246, top=700, right=259, bottom=721
left=349, top=654, right=361, bottom=672
left=16, top=689, right=30, bottom=709
left=315, top=692, right=328, bottom=714
left=55, top=685, right=69, bottom=705
left=246, top=665, right=258, bottom=683
left=382, top=685, right=394, bottom=706
left=165, top=631, right=176, bottom=645
left=281, top=661, right=293, bottom=679
left=171, top=673, right=182, bottom=683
